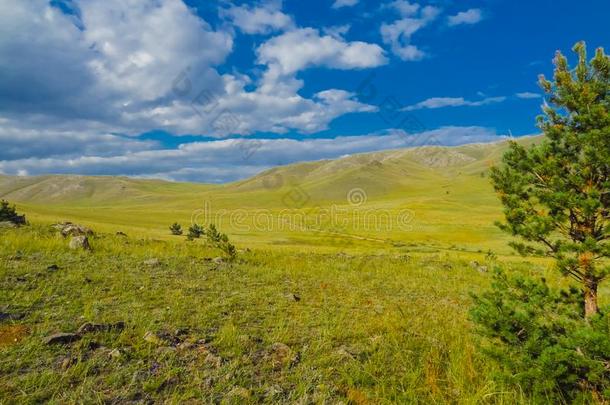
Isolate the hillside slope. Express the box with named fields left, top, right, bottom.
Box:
left=0, top=136, right=540, bottom=251
left=0, top=136, right=539, bottom=205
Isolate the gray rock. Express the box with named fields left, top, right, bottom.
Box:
left=265, top=343, right=298, bottom=369
left=204, top=353, right=223, bottom=368
left=143, top=330, right=181, bottom=347
left=77, top=321, right=125, bottom=335
left=264, top=384, right=284, bottom=398
left=143, top=258, right=161, bottom=267
left=0, top=311, right=25, bottom=321
left=335, top=346, right=356, bottom=360
left=469, top=261, right=488, bottom=273
left=0, top=221, right=18, bottom=229
left=143, top=331, right=164, bottom=345
left=285, top=293, right=301, bottom=302
left=69, top=235, right=91, bottom=251
left=226, top=387, right=250, bottom=400
left=44, top=332, right=81, bottom=345
left=53, top=222, right=93, bottom=238
left=59, top=355, right=77, bottom=370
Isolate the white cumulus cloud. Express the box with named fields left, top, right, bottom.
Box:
left=403, top=96, right=506, bottom=111
left=380, top=4, right=441, bottom=61
left=0, top=0, right=385, bottom=141
left=448, top=9, right=483, bottom=26
left=516, top=92, right=542, bottom=99
left=332, top=0, right=359, bottom=9
left=0, top=126, right=508, bottom=183
left=221, top=1, right=294, bottom=35
left=257, top=28, right=387, bottom=75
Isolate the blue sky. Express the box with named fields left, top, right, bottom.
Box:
left=0, top=0, right=608, bottom=182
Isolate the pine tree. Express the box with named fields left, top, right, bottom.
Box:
left=491, top=42, right=610, bottom=318
left=0, top=200, right=26, bottom=225
left=206, top=224, right=237, bottom=260
left=471, top=269, right=610, bottom=402
left=169, top=222, right=183, bottom=235
left=187, top=224, right=205, bottom=240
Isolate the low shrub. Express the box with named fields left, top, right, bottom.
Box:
left=187, top=224, right=205, bottom=240
left=206, top=224, right=236, bottom=260
left=0, top=200, right=26, bottom=225
left=169, top=222, right=183, bottom=235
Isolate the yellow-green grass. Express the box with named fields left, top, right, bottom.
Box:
left=0, top=225, right=557, bottom=404
left=0, top=139, right=539, bottom=255
left=1, top=137, right=609, bottom=403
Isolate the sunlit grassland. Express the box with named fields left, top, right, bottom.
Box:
left=0, top=225, right=545, bottom=404
left=0, top=142, right=523, bottom=253
left=4, top=138, right=607, bottom=403
left=12, top=170, right=512, bottom=255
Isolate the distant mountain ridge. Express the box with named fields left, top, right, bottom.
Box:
left=0, top=136, right=540, bottom=206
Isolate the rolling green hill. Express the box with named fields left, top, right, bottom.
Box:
left=7, top=135, right=598, bottom=405
left=0, top=136, right=540, bottom=253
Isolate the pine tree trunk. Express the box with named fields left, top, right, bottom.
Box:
left=584, top=277, right=599, bottom=319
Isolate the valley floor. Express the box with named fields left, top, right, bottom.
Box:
left=0, top=224, right=567, bottom=404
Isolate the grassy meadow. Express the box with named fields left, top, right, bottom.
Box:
left=1, top=139, right=607, bottom=403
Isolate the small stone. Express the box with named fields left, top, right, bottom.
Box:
left=336, top=346, right=356, bottom=360
left=176, top=341, right=195, bottom=351
left=86, top=341, right=101, bottom=351
left=204, top=353, right=223, bottom=368
left=47, top=264, right=60, bottom=272
left=69, top=236, right=91, bottom=251
left=226, top=387, right=250, bottom=400
left=0, top=312, right=25, bottom=321
left=77, top=321, right=125, bottom=335
left=174, top=328, right=189, bottom=337
left=212, top=257, right=224, bottom=265
left=264, top=384, right=284, bottom=398
left=53, top=222, right=93, bottom=238
left=143, top=331, right=164, bottom=345
left=155, top=346, right=177, bottom=356
left=285, top=293, right=301, bottom=302
left=143, top=330, right=180, bottom=347
left=44, top=332, right=81, bottom=345
left=478, top=265, right=488, bottom=273
left=143, top=258, right=161, bottom=267
left=265, top=343, right=298, bottom=369
left=108, top=348, right=122, bottom=359
left=60, top=356, right=77, bottom=370
left=116, top=231, right=127, bottom=237
left=0, top=221, right=18, bottom=229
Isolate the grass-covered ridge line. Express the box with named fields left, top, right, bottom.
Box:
left=0, top=137, right=539, bottom=254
